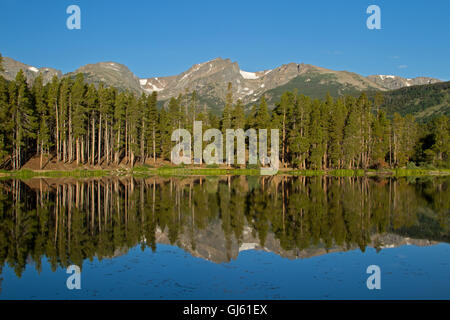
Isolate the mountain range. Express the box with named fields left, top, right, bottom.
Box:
left=0, top=56, right=443, bottom=115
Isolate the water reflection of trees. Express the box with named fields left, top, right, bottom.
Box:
left=0, top=176, right=448, bottom=277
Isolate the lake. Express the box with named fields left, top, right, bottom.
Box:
left=0, top=175, right=448, bottom=299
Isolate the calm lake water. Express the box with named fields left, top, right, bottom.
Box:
left=0, top=176, right=448, bottom=299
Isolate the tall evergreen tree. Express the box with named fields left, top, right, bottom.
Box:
left=221, top=82, right=233, bottom=132
left=85, top=84, right=98, bottom=164
left=371, top=110, right=389, bottom=167
left=431, top=115, right=449, bottom=166
left=10, top=70, right=37, bottom=169
left=342, top=96, right=360, bottom=169
left=71, top=73, right=87, bottom=165
left=33, top=74, right=51, bottom=168
left=146, top=92, right=159, bottom=163
left=328, top=97, right=347, bottom=168
left=0, top=76, right=10, bottom=160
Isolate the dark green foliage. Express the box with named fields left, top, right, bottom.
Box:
left=0, top=71, right=447, bottom=170
left=379, top=81, right=450, bottom=122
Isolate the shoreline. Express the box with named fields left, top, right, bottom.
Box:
left=1, top=167, right=449, bottom=179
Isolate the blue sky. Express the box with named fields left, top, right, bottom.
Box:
left=1, top=0, right=449, bottom=80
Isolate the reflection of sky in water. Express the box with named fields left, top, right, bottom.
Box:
left=1, top=243, right=449, bottom=299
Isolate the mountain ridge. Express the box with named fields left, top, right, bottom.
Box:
left=0, top=55, right=442, bottom=114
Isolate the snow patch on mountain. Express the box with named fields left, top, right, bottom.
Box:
left=239, top=242, right=258, bottom=252
left=28, top=66, right=39, bottom=73
left=240, top=70, right=259, bottom=80
left=104, top=63, right=121, bottom=72
left=143, top=83, right=164, bottom=93
left=378, top=75, right=396, bottom=80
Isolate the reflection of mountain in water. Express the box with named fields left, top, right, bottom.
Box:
left=154, top=223, right=438, bottom=264
left=0, top=176, right=448, bottom=275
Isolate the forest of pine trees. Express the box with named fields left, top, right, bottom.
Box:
left=0, top=62, right=448, bottom=170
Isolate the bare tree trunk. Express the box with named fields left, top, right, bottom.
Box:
left=125, top=119, right=128, bottom=163
left=152, top=126, right=156, bottom=164
left=92, top=115, right=95, bottom=165
left=105, top=119, right=109, bottom=165
left=141, top=120, right=145, bottom=164
left=98, top=113, right=102, bottom=165
left=81, top=137, right=85, bottom=164
left=115, top=123, right=121, bottom=165
left=40, top=141, right=44, bottom=169
left=76, top=137, right=80, bottom=165
left=55, top=102, right=60, bottom=162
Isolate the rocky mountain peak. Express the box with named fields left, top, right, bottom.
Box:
left=0, top=56, right=62, bottom=85
left=367, top=74, right=441, bottom=90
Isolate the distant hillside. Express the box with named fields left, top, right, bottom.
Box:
left=380, top=81, right=450, bottom=122
left=65, top=62, right=143, bottom=95
left=367, top=74, right=440, bottom=90
left=259, top=71, right=381, bottom=109
left=0, top=57, right=61, bottom=85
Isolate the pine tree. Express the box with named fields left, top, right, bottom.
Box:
left=328, top=97, right=347, bottom=168
left=431, top=115, right=449, bottom=166
left=58, top=77, right=72, bottom=163
left=246, top=104, right=258, bottom=129
left=139, top=93, right=147, bottom=164
left=288, top=94, right=310, bottom=169
left=274, top=92, right=295, bottom=167
left=71, top=73, right=87, bottom=165
left=47, top=75, right=60, bottom=161
left=123, top=92, right=139, bottom=166
left=320, top=94, right=333, bottom=169
left=159, top=107, right=171, bottom=160
left=342, top=96, right=360, bottom=169
left=113, top=91, right=126, bottom=164
left=0, top=75, right=10, bottom=161
left=166, top=97, right=182, bottom=162
left=85, top=84, right=98, bottom=164
left=98, top=85, right=115, bottom=165
left=232, top=99, right=245, bottom=129
left=221, top=82, right=233, bottom=133
left=308, top=99, right=324, bottom=169
left=255, top=96, right=270, bottom=129
left=33, top=74, right=51, bottom=168
left=190, top=90, right=198, bottom=123
left=146, top=92, right=159, bottom=163
left=10, top=70, right=37, bottom=169
left=371, top=110, right=389, bottom=167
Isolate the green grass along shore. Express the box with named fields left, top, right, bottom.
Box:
left=1, top=166, right=449, bottom=179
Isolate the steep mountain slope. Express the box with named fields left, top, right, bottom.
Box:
left=260, top=66, right=386, bottom=108
left=367, top=75, right=441, bottom=90
left=380, top=81, right=450, bottom=122
left=66, top=62, right=143, bottom=94
left=0, top=56, right=62, bottom=85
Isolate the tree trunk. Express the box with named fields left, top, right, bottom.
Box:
left=141, top=120, right=145, bottom=164
left=105, top=119, right=109, bottom=165
left=55, top=102, right=60, bottom=162
left=76, top=138, right=80, bottom=165
left=92, top=115, right=95, bottom=165
left=40, top=141, right=44, bottom=169
left=152, top=126, right=156, bottom=164
left=98, top=114, right=102, bottom=165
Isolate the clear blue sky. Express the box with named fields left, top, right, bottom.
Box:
left=1, top=0, right=449, bottom=80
